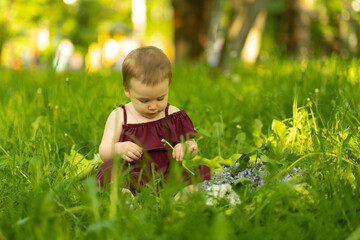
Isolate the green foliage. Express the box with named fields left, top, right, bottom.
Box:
left=2, top=0, right=133, bottom=54
left=1, top=58, right=360, bottom=239
left=64, top=146, right=103, bottom=180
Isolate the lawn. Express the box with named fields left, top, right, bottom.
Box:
left=1, top=57, right=360, bottom=239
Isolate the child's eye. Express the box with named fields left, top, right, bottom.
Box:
left=139, top=99, right=148, bottom=103
left=157, top=97, right=164, bottom=101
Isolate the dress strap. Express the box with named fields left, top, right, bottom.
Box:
left=120, top=105, right=127, bottom=124
left=165, top=103, right=170, bottom=117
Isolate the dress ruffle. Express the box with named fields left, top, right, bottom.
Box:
left=120, top=110, right=197, bottom=151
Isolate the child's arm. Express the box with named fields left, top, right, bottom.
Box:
left=99, top=108, right=143, bottom=162
left=172, top=139, right=198, bottom=161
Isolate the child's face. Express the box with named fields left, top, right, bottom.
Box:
left=125, top=78, right=169, bottom=119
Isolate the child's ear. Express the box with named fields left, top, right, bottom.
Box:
left=124, top=88, right=130, bottom=98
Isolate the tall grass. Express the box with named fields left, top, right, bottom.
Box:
left=1, top=57, right=360, bottom=239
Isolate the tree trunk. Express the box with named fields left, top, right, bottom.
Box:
left=349, top=13, right=359, bottom=56
left=281, top=0, right=310, bottom=57
left=205, top=0, right=226, bottom=66
left=218, top=0, right=268, bottom=69
left=240, top=9, right=267, bottom=63
left=172, top=0, right=213, bottom=62
left=339, top=0, right=359, bottom=57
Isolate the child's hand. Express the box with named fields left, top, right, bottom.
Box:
left=186, top=139, right=198, bottom=159
left=173, top=143, right=185, bottom=161
left=118, top=141, right=143, bottom=162
left=172, top=140, right=198, bottom=161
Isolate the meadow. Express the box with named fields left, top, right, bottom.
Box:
left=1, top=57, right=360, bottom=239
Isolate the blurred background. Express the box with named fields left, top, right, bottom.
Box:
left=0, top=0, right=359, bottom=72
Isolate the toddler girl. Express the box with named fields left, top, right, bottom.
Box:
left=96, top=46, right=210, bottom=194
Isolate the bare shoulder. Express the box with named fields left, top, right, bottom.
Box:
left=168, top=105, right=181, bottom=115
left=109, top=107, right=124, bottom=120
left=106, top=107, right=124, bottom=126
left=102, top=107, right=124, bottom=143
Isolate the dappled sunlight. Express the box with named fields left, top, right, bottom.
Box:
left=146, top=33, right=174, bottom=60
left=241, top=11, right=266, bottom=64
left=119, top=38, right=139, bottom=56
left=1, top=0, right=174, bottom=72
left=53, top=39, right=74, bottom=72
left=37, top=28, right=50, bottom=51
left=63, top=0, right=77, bottom=5
left=102, top=39, right=120, bottom=67
left=1, top=0, right=358, bottom=73
left=352, top=0, right=360, bottom=12
left=132, top=0, right=146, bottom=37
left=85, top=43, right=102, bottom=72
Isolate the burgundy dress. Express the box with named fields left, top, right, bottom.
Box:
left=96, top=104, right=211, bottom=192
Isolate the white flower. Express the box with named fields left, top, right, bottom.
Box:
left=205, top=184, right=241, bottom=207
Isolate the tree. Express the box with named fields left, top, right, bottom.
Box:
left=218, top=0, right=268, bottom=69
left=172, top=0, right=213, bottom=62
left=280, top=0, right=310, bottom=57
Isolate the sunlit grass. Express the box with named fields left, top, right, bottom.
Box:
left=1, top=57, right=360, bottom=239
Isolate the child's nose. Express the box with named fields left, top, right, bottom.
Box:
left=148, top=103, right=157, bottom=110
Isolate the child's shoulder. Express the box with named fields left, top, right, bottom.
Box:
left=107, top=106, right=125, bottom=122
left=168, top=105, right=181, bottom=115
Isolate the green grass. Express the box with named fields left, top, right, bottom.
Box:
left=1, top=57, right=360, bottom=239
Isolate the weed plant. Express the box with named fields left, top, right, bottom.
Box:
left=1, top=57, right=360, bottom=239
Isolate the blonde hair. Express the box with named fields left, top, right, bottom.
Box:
left=122, top=46, right=172, bottom=88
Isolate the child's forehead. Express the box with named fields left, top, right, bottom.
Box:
left=129, top=77, right=169, bottom=88
left=129, top=78, right=169, bottom=97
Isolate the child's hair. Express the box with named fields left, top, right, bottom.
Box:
left=122, top=46, right=172, bottom=88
